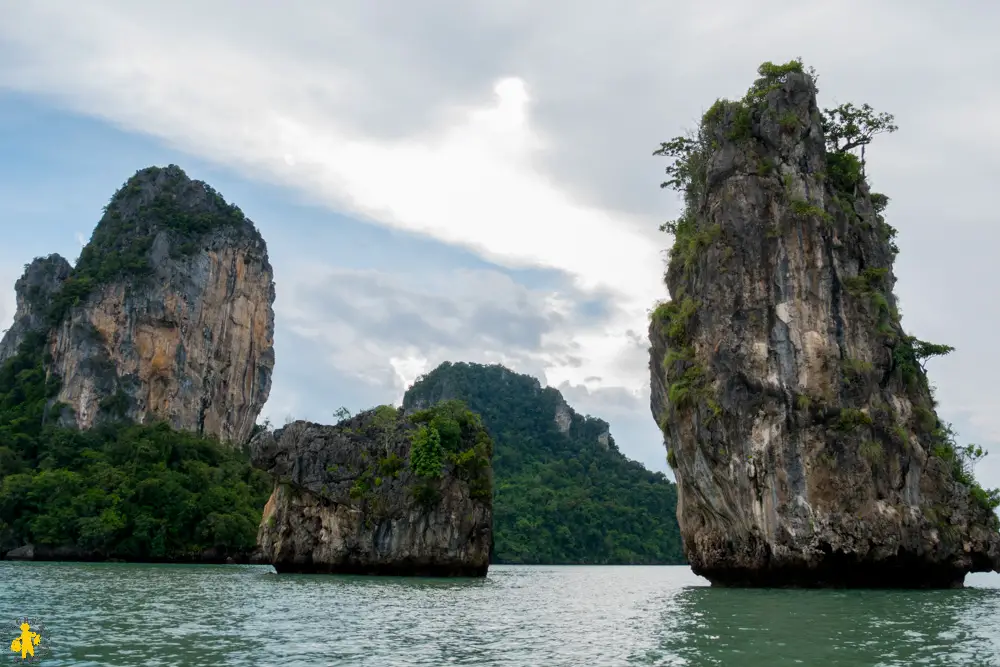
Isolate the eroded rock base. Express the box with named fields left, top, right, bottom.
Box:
left=703, top=563, right=965, bottom=589
left=271, top=561, right=489, bottom=577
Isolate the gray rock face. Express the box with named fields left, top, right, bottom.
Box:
left=5, top=544, right=35, bottom=560
left=554, top=401, right=573, bottom=434
left=46, top=227, right=275, bottom=444
left=251, top=405, right=493, bottom=576
left=648, top=70, right=1000, bottom=587
left=0, top=255, right=71, bottom=364
left=0, top=165, right=275, bottom=445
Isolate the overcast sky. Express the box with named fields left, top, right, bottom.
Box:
left=1, top=1, right=998, bottom=481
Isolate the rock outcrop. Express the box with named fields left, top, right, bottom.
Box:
left=648, top=62, right=1000, bottom=587
left=0, top=255, right=72, bottom=365
left=0, top=165, right=275, bottom=444
left=251, top=402, right=493, bottom=576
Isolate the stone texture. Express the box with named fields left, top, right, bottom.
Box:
left=48, top=231, right=274, bottom=444
left=554, top=401, right=573, bottom=434
left=648, top=71, right=1000, bottom=587
left=5, top=544, right=34, bottom=560
left=251, top=407, right=493, bottom=576
left=0, top=165, right=275, bottom=445
left=0, top=255, right=71, bottom=364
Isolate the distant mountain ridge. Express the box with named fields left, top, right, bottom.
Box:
left=403, top=361, right=684, bottom=564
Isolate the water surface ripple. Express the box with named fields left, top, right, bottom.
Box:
left=1, top=563, right=998, bottom=666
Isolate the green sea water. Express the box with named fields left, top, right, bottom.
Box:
left=1, top=562, right=998, bottom=666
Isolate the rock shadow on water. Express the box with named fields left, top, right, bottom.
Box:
left=648, top=583, right=1000, bottom=666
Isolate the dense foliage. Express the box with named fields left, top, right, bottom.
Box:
left=403, top=362, right=684, bottom=565
left=408, top=400, right=493, bottom=501
left=340, top=401, right=492, bottom=508
left=0, top=334, right=271, bottom=559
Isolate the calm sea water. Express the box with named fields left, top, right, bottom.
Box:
left=1, top=562, right=999, bottom=666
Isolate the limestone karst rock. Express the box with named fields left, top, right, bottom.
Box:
left=251, top=403, right=493, bottom=576
left=648, top=62, right=1000, bottom=587
left=0, top=165, right=275, bottom=444
left=0, top=254, right=72, bottom=364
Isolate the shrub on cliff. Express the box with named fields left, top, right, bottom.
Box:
left=47, top=165, right=261, bottom=327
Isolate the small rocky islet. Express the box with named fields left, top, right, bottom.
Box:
left=0, top=60, right=997, bottom=586
left=251, top=402, right=493, bottom=576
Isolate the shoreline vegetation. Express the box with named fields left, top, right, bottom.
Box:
left=0, top=333, right=272, bottom=563
left=1, top=333, right=683, bottom=566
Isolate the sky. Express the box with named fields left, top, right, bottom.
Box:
left=0, top=1, right=999, bottom=481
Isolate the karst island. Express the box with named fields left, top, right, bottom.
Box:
left=648, top=60, right=1000, bottom=588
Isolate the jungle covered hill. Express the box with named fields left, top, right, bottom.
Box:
left=404, top=361, right=684, bottom=565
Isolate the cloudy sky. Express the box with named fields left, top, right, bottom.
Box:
left=0, top=1, right=998, bottom=481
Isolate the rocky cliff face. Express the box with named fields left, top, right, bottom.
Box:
left=0, top=165, right=275, bottom=444
left=251, top=402, right=493, bottom=576
left=648, top=63, right=1000, bottom=587
left=0, top=255, right=72, bottom=365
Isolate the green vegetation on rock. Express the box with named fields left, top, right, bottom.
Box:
left=403, top=362, right=683, bottom=565
left=47, top=165, right=260, bottom=328
left=408, top=400, right=493, bottom=501
left=653, top=59, right=1000, bottom=518
left=331, top=400, right=493, bottom=510
left=0, top=334, right=271, bottom=559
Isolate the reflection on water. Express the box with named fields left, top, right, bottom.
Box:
left=648, top=583, right=1000, bottom=666
left=0, top=562, right=998, bottom=666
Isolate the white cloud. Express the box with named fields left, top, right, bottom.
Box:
left=0, top=14, right=665, bottom=302
left=3, top=0, right=1000, bottom=484
left=389, top=355, right=430, bottom=405
left=256, top=262, right=634, bottom=435
left=0, top=1, right=665, bottom=399
left=275, top=263, right=589, bottom=379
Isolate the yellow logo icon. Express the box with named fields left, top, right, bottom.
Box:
left=9, top=619, right=42, bottom=661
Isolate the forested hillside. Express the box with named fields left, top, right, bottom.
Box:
left=403, top=362, right=684, bottom=564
